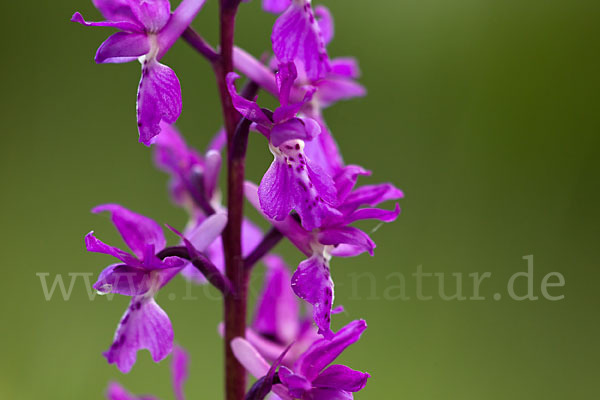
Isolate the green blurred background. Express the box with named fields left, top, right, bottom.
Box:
left=1, top=0, right=599, bottom=398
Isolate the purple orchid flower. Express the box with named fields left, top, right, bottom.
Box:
left=235, top=11, right=365, bottom=112
left=271, top=0, right=331, bottom=81
left=153, top=121, right=222, bottom=210
left=86, top=204, right=226, bottom=373
left=106, top=345, right=189, bottom=400
left=262, top=0, right=292, bottom=14
left=245, top=162, right=402, bottom=338
left=246, top=255, right=321, bottom=367
left=232, top=320, right=370, bottom=400
left=227, top=63, right=344, bottom=231
left=72, top=0, right=207, bottom=145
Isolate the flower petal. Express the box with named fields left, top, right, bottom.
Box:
left=94, top=264, right=152, bottom=296
left=263, top=0, right=291, bottom=14
left=127, top=0, right=171, bottom=32
left=154, top=122, right=203, bottom=174
left=309, top=388, right=353, bottom=400
left=226, top=73, right=273, bottom=127
left=233, top=47, right=278, bottom=96
left=279, top=366, right=312, bottom=397
left=316, top=78, right=366, bottom=108
left=171, top=346, right=189, bottom=400
left=106, top=382, right=157, bottom=400
left=271, top=1, right=330, bottom=81
left=334, top=165, right=371, bottom=204
left=259, top=142, right=339, bottom=231
left=92, top=204, right=166, bottom=260
left=276, top=62, right=297, bottom=107
left=137, top=60, right=182, bottom=146
left=303, top=120, right=344, bottom=177
left=313, top=364, right=370, bottom=392
left=314, top=5, right=333, bottom=45
left=270, top=118, right=320, bottom=147
left=203, top=150, right=222, bottom=200
left=294, top=320, right=367, bottom=381
left=157, top=0, right=208, bottom=59
left=186, top=213, right=228, bottom=252
left=92, top=0, right=139, bottom=25
left=340, top=183, right=404, bottom=214
left=330, top=58, right=361, bottom=79
left=71, top=12, right=143, bottom=32
left=344, top=203, right=401, bottom=224
left=95, top=32, right=150, bottom=64
left=231, top=337, right=271, bottom=379
left=291, top=254, right=334, bottom=338
left=318, top=226, right=375, bottom=257
left=253, top=255, right=300, bottom=344
left=245, top=181, right=313, bottom=256
left=85, top=231, right=140, bottom=266
left=104, top=296, right=173, bottom=373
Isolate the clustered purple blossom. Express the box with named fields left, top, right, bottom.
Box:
left=74, top=1, right=402, bottom=399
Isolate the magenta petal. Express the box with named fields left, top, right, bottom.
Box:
left=128, top=0, right=171, bottom=32
left=259, top=158, right=294, bottom=221
left=226, top=73, right=273, bottom=127
left=263, top=0, right=291, bottom=14
left=106, top=382, right=156, bottom=400
left=279, top=366, right=312, bottom=397
left=171, top=346, right=189, bottom=400
left=157, top=0, right=207, bottom=59
left=233, top=47, right=278, bottom=96
left=314, top=5, right=333, bottom=45
left=104, top=296, right=173, bottom=373
left=204, top=150, right=222, bottom=200
left=318, top=226, right=375, bottom=256
left=95, top=32, right=150, bottom=64
left=85, top=232, right=140, bottom=266
left=309, top=388, right=353, bottom=400
left=153, top=122, right=204, bottom=204
left=92, top=204, right=166, bottom=259
left=303, top=121, right=344, bottom=177
left=295, top=320, right=367, bottom=381
left=334, top=165, right=371, bottom=203
left=71, top=12, right=143, bottom=32
left=231, top=338, right=271, bottom=379
left=245, top=181, right=313, bottom=256
left=344, top=203, right=401, bottom=224
left=94, top=264, right=152, bottom=296
left=92, top=0, right=139, bottom=24
left=271, top=1, right=330, bottom=81
left=270, top=118, right=320, bottom=147
left=186, top=213, right=228, bottom=252
left=276, top=62, right=297, bottom=106
left=313, top=364, right=370, bottom=392
left=253, top=255, right=299, bottom=343
left=330, top=58, right=361, bottom=79
left=259, top=144, right=339, bottom=231
left=341, top=183, right=405, bottom=213
left=291, top=255, right=334, bottom=338
left=137, top=61, right=182, bottom=146
left=316, top=78, right=366, bottom=108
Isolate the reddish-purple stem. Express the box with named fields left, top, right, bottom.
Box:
left=216, top=1, right=248, bottom=400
